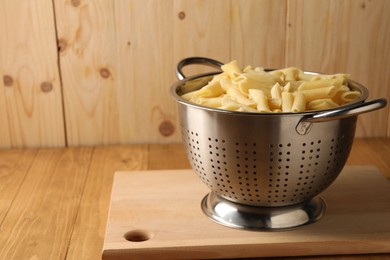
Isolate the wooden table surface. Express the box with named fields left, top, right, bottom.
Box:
left=0, top=138, right=389, bottom=260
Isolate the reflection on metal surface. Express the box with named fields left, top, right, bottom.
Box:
left=214, top=202, right=237, bottom=219
left=270, top=209, right=309, bottom=229
left=202, top=192, right=326, bottom=231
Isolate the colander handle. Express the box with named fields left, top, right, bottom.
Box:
left=296, top=98, right=387, bottom=135
left=176, top=57, right=224, bottom=80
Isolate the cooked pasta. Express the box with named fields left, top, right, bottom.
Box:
left=291, top=93, right=307, bottom=112
left=281, top=92, right=294, bottom=112
left=181, top=60, right=361, bottom=113
left=249, top=89, right=271, bottom=112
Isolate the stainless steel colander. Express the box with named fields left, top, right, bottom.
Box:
left=171, top=57, right=387, bottom=230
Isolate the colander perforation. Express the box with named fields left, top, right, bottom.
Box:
left=182, top=115, right=356, bottom=206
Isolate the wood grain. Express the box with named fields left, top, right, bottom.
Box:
left=55, top=0, right=180, bottom=146
left=0, top=0, right=65, bottom=148
left=230, top=0, right=286, bottom=69
left=117, top=0, right=179, bottom=143
left=173, top=0, right=231, bottom=76
left=0, top=0, right=389, bottom=148
left=0, top=149, right=37, bottom=223
left=65, top=145, right=148, bottom=260
left=54, top=0, right=122, bottom=146
left=148, top=143, right=190, bottom=170
left=0, top=139, right=389, bottom=259
left=348, top=138, right=390, bottom=178
left=0, top=148, right=93, bottom=260
left=103, top=166, right=390, bottom=259
left=286, top=0, right=390, bottom=137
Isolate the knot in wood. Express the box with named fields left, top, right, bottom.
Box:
left=41, top=81, right=53, bottom=93
left=57, top=38, right=68, bottom=54
left=71, top=0, right=80, bottom=7
left=159, top=120, right=175, bottom=137
left=178, top=11, right=186, bottom=20
left=3, top=75, right=13, bottom=87
left=100, top=68, right=111, bottom=79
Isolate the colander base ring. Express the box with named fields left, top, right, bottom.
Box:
left=201, top=192, right=326, bottom=231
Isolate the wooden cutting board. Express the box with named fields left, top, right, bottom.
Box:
left=102, top=166, right=390, bottom=259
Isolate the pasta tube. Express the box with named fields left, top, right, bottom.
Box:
left=281, top=92, right=294, bottom=112
left=300, top=86, right=338, bottom=102
left=221, top=60, right=242, bottom=79
left=196, top=81, right=225, bottom=98
left=248, top=89, right=271, bottom=112
left=269, top=83, right=283, bottom=109
left=219, top=96, right=257, bottom=112
left=219, top=77, right=235, bottom=91
left=340, top=91, right=361, bottom=102
left=276, top=67, right=301, bottom=81
left=227, top=87, right=255, bottom=106
left=333, top=90, right=361, bottom=104
left=297, top=78, right=344, bottom=91
left=181, top=90, right=198, bottom=101
left=271, top=82, right=283, bottom=100
left=283, top=82, right=295, bottom=93
left=269, top=98, right=282, bottom=110
left=190, top=96, right=223, bottom=108
left=291, top=93, right=306, bottom=112
left=233, top=72, right=276, bottom=94
left=307, top=98, right=339, bottom=110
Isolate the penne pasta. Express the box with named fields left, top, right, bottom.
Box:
left=221, top=60, right=242, bottom=79
left=236, top=105, right=259, bottom=113
left=283, top=82, right=295, bottom=93
left=180, top=60, right=360, bottom=113
left=190, top=96, right=223, bottom=108
left=269, top=98, right=282, bottom=110
left=271, top=82, right=283, bottom=100
left=219, top=96, right=257, bottom=112
left=268, top=70, right=285, bottom=81
left=276, top=67, right=301, bottom=81
left=269, top=83, right=283, bottom=109
left=196, top=81, right=225, bottom=98
left=291, top=93, right=306, bottom=112
left=219, top=77, right=235, bottom=91
left=243, top=65, right=253, bottom=72
left=249, top=89, right=271, bottom=112
left=227, top=87, right=255, bottom=106
left=300, top=86, right=338, bottom=102
left=181, top=90, right=198, bottom=101
left=333, top=90, right=362, bottom=105
left=233, top=72, right=276, bottom=94
left=307, top=98, right=339, bottom=110
left=340, top=90, right=361, bottom=103
left=297, top=78, right=344, bottom=91
left=281, top=92, right=294, bottom=112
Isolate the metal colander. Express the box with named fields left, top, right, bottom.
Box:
left=171, top=57, right=387, bottom=230
left=183, top=127, right=353, bottom=207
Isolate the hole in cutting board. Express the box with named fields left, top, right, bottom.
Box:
left=124, top=229, right=154, bottom=242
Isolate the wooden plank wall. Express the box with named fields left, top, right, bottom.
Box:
left=0, top=0, right=65, bottom=147
left=0, top=0, right=389, bottom=148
